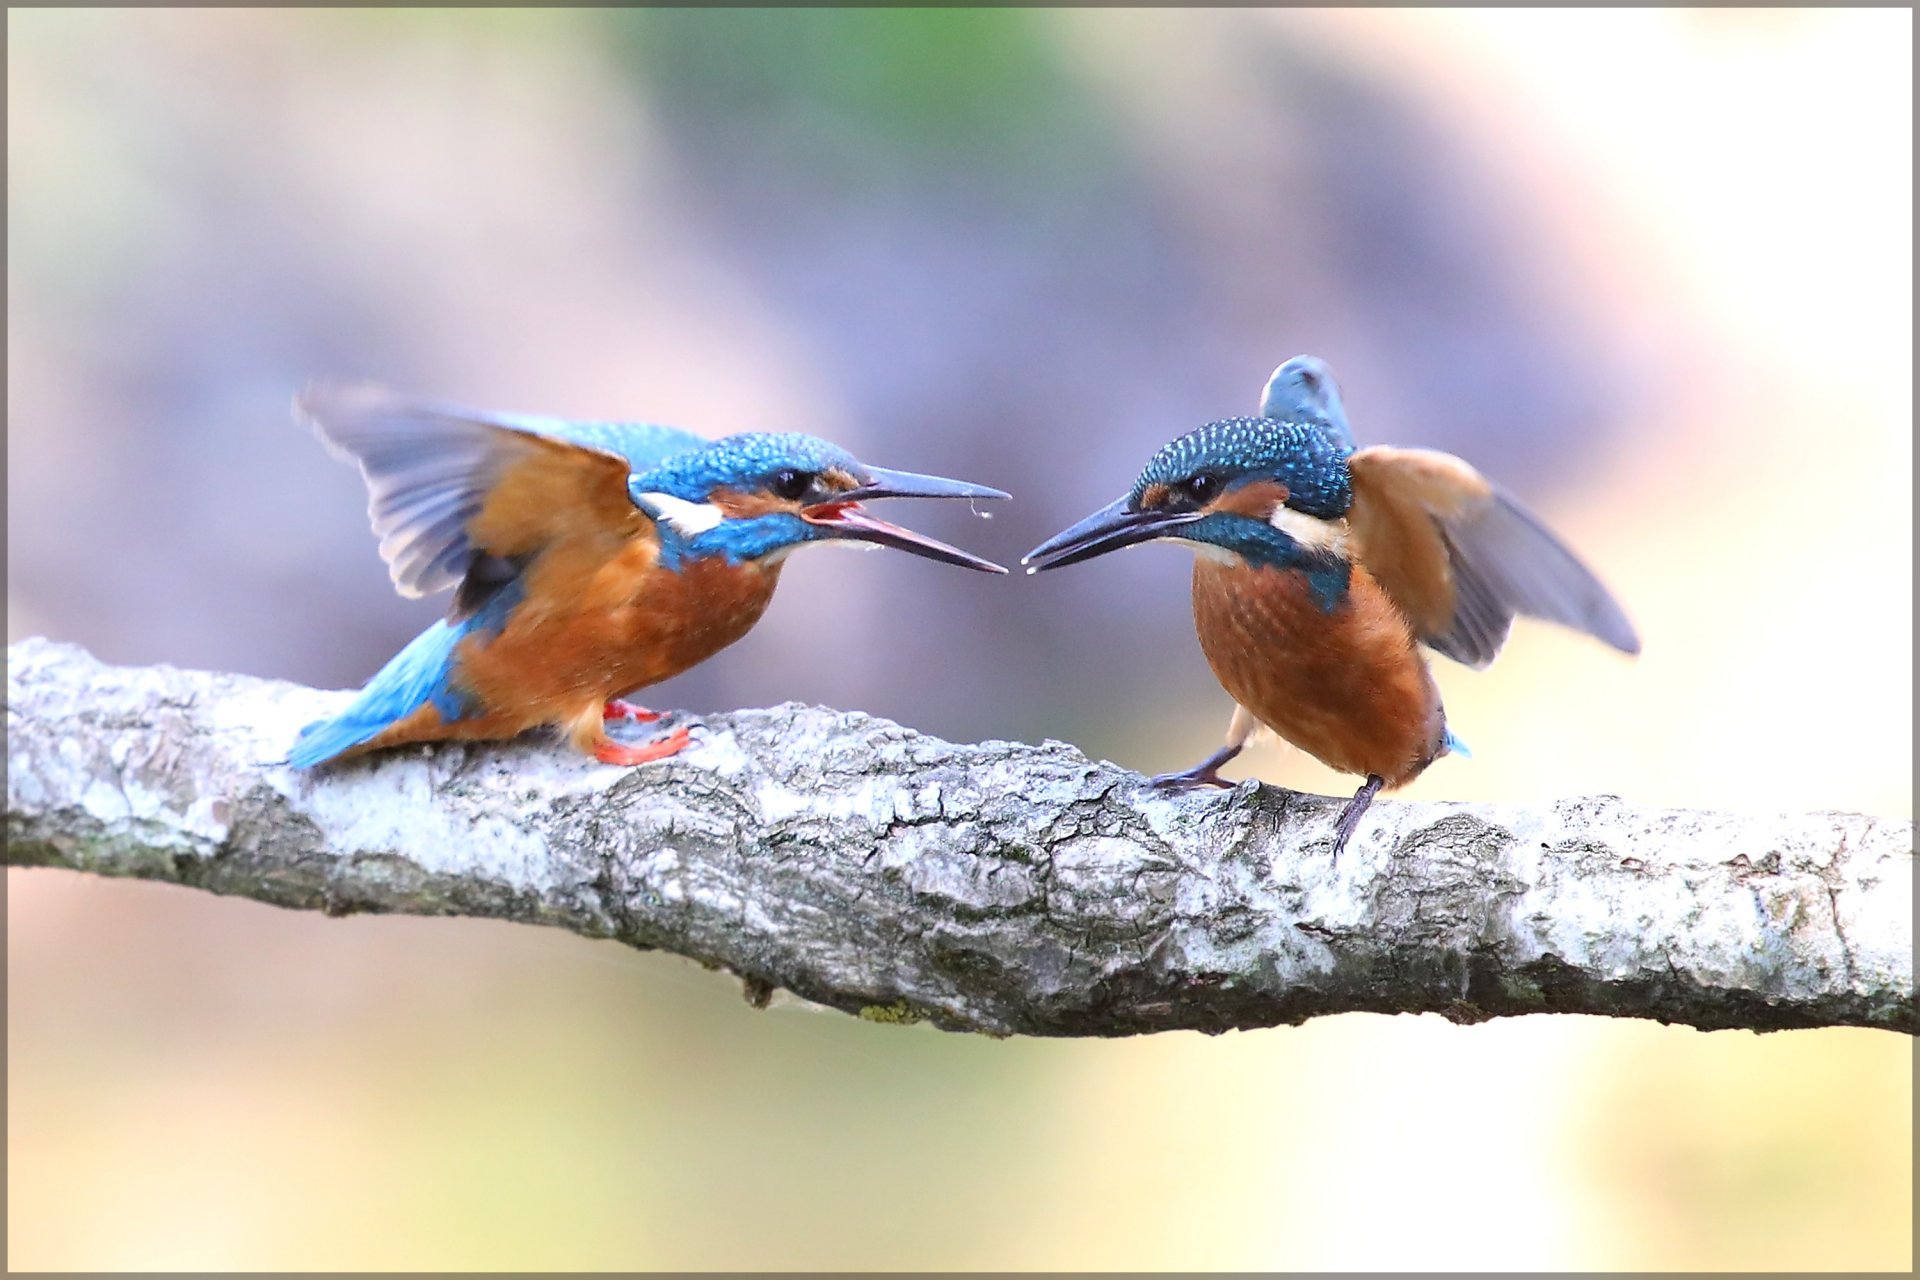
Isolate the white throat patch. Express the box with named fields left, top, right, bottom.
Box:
left=1169, top=536, right=1240, bottom=565
left=1270, top=506, right=1350, bottom=555
left=635, top=491, right=726, bottom=536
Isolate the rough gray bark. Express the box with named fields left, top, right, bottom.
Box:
left=6, top=637, right=1912, bottom=1036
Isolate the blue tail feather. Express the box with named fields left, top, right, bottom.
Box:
left=288, top=620, right=470, bottom=768
left=1443, top=726, right=1473, bottom=759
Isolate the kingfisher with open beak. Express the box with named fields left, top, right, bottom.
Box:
left=288, top=384, right=1007, bottom=769
left=1024, top=355, right=1639, bottom=856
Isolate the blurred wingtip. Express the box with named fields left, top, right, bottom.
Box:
left=1577, top=576, right=1644, bottom=658
left=290, top=380, right=327, bottom=429
left=1602, top=614, right=1644, bottom=658
left=293, top=378, right=402, bottom=421
left=291, top=379, right=408, bottom=455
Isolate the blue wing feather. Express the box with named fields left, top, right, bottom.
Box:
left=286, top=619, right=470, bottom=767
left=287, top=578, right=525, bottom=768
left=525, top=417, right=707, bottom=473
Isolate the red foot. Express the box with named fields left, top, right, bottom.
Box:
left=593, top=725, right=693, bottom=767
left=603, top=699, right=665, bottom=725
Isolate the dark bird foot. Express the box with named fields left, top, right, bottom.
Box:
left=594, top=724, right=694, bottom=767
left=1149, top=743, right=1244, bottom=792
left=604, top=699, right=666, bottom=725
left=1329, top=774, right=1385, bottom=862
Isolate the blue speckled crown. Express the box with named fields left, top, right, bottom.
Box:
left=1132, top=416, right=1351, bottom=517
left=631, top=432, right=864, bottom=500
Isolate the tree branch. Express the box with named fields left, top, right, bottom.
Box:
left=6, top=637, right=1911, bottom=1036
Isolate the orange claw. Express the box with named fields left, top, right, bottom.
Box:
left=593, top=724, right=693, bottom=767
left=603, top=699, right=665, bottom=724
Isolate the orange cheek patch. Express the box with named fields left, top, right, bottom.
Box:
left=709, top=487, right=791, bottom=519
left=1213, top=478, right=1290, bottom=517
left=1139, top=483, right=1171, bottom=509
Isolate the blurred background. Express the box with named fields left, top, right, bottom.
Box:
left=7, top=7, right=1911, bottom=1270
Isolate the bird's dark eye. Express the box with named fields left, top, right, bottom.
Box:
left=771, top=468, right=814, bottom=501
left=1183, top=473, right=1220, bottom=504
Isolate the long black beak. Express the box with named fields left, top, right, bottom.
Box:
left=1022, top=496, right=1204, bottom=574
left=803, top=466, right=1010, bottom=574
left=842, top=466, right=1011, bottom=504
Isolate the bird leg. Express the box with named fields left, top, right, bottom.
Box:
left=1330, top=774, right=1385, bottom=861
left=1150, top=704, right=1260, bottom=791
left=1150, top=742, right=1243, bottom=791
left=569, top=701, right=695, bottom=767
left=603, top=699, right=665, bottom=724
left=593, top=724, right=693, bottom=767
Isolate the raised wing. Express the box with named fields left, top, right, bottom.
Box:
left=295, top=383, right=701, bottom=600
left=1347, top=446, right=1640, bottom=668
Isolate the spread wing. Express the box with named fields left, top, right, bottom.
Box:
left=295, top=383, right=703, bottom=600
left=1347, top=446, right=1640, bottom=668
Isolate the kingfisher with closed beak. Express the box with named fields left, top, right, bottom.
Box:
left=288, top=384, right=1007, bottom=769
left=1024, top=355, right=1639, bottom=856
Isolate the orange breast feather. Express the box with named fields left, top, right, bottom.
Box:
left=367, top=534, right=782, bottom=757
left=460, top=548, right=779, bottom=724
left=1191, top=557, right=1445, bottom=786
